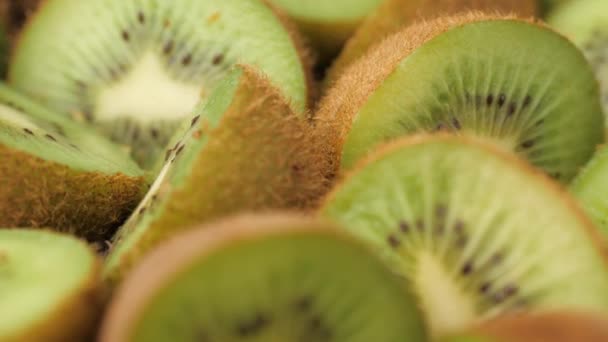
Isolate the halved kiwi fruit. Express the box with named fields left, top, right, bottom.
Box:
left=440, top=311, right=608, bottom=342
left=320, top=134, right=608, bottom=338
left=99, top=213, right=427, bottom=342
left=570, top=145, right=608, bottom=236
left=325, top=0, right=538, bottom=86
left=316, top=13, right=603, bottom=182
left=547, top=0, right=608, bottom=120
left=0, top=84, right=147, bottom=241
left=10, top=0, right=312, bottom=168
left=103, top=65, right=331, bottom=284
left=0, top=228, right=101, bottom=341
left=269, top=0, right=384, bottom=61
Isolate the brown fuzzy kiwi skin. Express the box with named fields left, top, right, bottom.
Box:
left=314, top=13, right=546, bottom=177
left=3, top=230, right=103, bottom=342
left=99, top=213, right=365, bottom=342
left=449, top=311, right=608, bottom=342
left=264, top=1, right=319, bottom=109
left=105, top=65, right=332, bottom=284
left=324, top=1, right=537, bottom=88
left=0, top=146, right=147, bottom=242
left=319, top=133, right=608, bottom=264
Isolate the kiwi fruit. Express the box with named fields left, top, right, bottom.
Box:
left=99, top=213, right=427, bottom=342
left=0, top=83, right=147, bottom=241
left=269, top=0, right=384, bottom=62
left=324, top=0, right=538, bottom=87
left=316, top=13, right=603, bottom=182
left=320, top=134, right=608, bottom=338
left=570, top=145, right=608, bottom=236
left=440, top=311, right=608, bottom=342
left=547, top=0, right=608, bottom=118
left=9, top=0, right=312, bottom=168
left=103, top=65, right=331, bottom=284
left=0, top=228, right=101, bottom=341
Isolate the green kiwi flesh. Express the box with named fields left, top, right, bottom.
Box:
left=103, top=65, right=329, bottom=284
left=99, top=214, right=427, bottom=342
left=570, top=145, right=608, bottom=236
left=320, top=16, right=603, bottom=182
left=547, top=0, right=608, bottom=117
left=10, top=0, right=310, bottom=167
left=0, top=229, right=100, bottom=341
left=320, top=134, right=608, bottom=338
left=0, top=83, right=146, bottom=241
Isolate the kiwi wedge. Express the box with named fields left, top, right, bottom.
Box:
left=320, top=134, right=608, bottom=338
left=570, top=145, right=608, bottom=235
left=99, top=213, right=427, bottom=342
left=547, top=0, right=608, bottom=118
left=10, top=0, right=312, bottom=168
left=0, top=84, right=147, bottom=241
left=325, top=0, right=538, bottom=86
left=0, top=229, right=101, bottom=341
left=269, top=0, right=384, bottom=61
left=316, top=13, right=603, bottom=182
left=440, top=311, right=608, bottom=342
left=103, top=65, right=330, bottom=284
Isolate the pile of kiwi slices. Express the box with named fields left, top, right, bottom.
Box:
left=5, top=0, right=608, bottom=341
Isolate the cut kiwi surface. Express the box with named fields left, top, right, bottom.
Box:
left=10, top=0, right=311, bottom=168
left=0, top=83, right=147, bottom=241
left=0, top=229, right=101, bottom=342
left=325, top=0, right=538, bottom=87
left=547, top=0, right=608, bottom=119
left=570, top=145, right=608, bottom=236
left=317, top=13, right=603, bottom=182
left=103, top=65, right=330, bottom=284
left=270, top=0, right=384, bottom=60
left=440, top=311, right=608, bottom=342
left=99, top=214, right=427, bottom=342
left=320, top=134, right=608, bottom=338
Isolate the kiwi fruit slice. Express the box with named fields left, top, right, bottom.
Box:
left=547, top=0, right=608, bottom=119
left=269, top=0, right=384, bottom=61
left=103, top=65, right=331, bottom=284
left=320, top=134, right=608, bottom=338
left=0, top=228, right=101, bottom=341
left=324, top=0, right=538, bottom=86
left=9, top=0, right=312, bottom=168
left=570, top=145, right=608, bottom=236
left=0, top=83, right=147, bottom=241
left=316, top=13, right=603, bottom=182
left=99, top=213, right=427, bottom=342
left=440, top=311, right=608, bottom=342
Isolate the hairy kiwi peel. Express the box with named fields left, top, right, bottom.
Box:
left=0, top=86, right=147, bottom=241
left=103, top=65, right=331, bottom=284
left=316, top=13, right=603, bottom=181
left=320, top=134, right=608, bottom=337
left=100, top=213, right=427, bottom=342
left=0, top=229, right=102, bottom=341
left=325, top=0, right=538, bottom=87
left=11, top=0, right=313, bottom=168
left=441, top=311, right=608, bottom=342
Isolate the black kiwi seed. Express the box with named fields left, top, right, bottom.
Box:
left=190, top=115, right=200, bottom=127
left=121, top=30, right=130, bottom=42
left=181, top=54, right=192, bottom=66
left=399, top=220, right=410, bottom=233
left=479, top=282, right=492, bottom=294
left=294, top=296, right=313, bottom=312
left=45, top=134, right=57, bottom=142
left=137, top=12, right=145, bottom=24
left=22, top=128, right=34, bottom=135
left=521, top=140, right=535, bottom=149
left=387, top=234, right=401, bottom=248
left=212, top=53, right=224, bottom=66
left=163, top=41, right=174, bottom=55
left=236, top=314, right=270, bottom=336
left=497, top=94, right=506, bottom=108
left=486, top=94, right=494, bottom=105
left=461, top=262, right=474, bottom=276
left=507, top=103, right=517, bottom=116
left=522, top=95, right=532, bottom=109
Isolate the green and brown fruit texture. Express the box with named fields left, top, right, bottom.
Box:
left=0, top=0, right=41, bottom=43
left=316, top=13, right=603, bottom=182
left=325, top=0, right=538, bottom=86
left=440, top=311, right=608, bottom=342
left=0, top=84, right=147, bottom=241
left=269, top=0, right=384, bottom=62
left=320, top=134, right=608, bottom=338
left=9, top=0, right=313, bottom=168
left=99, top=213, right=427, bottom=342
left=103, top=65, right=331, bottom=285
left=547, top=0, right=608, bottom=122
left=0, top=229, right=102, bottom=342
